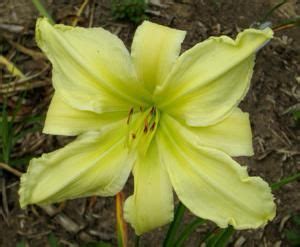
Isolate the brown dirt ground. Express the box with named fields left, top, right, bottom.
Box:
left=0, top=0, right=300, bottom=246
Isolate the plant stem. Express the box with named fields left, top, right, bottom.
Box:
left=135, top=235, right=140, bottom=247
left=116, top=192, right=128, bottom=247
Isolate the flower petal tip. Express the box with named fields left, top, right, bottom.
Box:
left=123, top=196, right=174, bottom=235
left=18, top=157, right=44, bottom=209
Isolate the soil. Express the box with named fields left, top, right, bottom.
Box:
left=0, top=0, right=299, bottom=246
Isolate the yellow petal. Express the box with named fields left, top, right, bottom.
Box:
left=157, top=114, right=276, bottom=229
left=19, top=122, right=135, bottom=208
left=124, top=143, right=173, bottom=235
left=189, top=108, right=253, bottom=156
left=131, top=21, right=186, bottom=92
left=155, top=28, right=273, bottom=126
left=36, top=18, right=149, bottom=114
left=44, top=93, right=127, bottom=136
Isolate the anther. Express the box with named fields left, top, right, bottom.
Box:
left=131, top=133, right=136, bottom=139
left=143, top=125, right=148, bottom=133
left=144, top=117, right=149, bottom=127
left=150, top=122, right=156, bottom=131
left=127, top=108, right=134, bottom=124
left=150, top=106, right=155, bottom=115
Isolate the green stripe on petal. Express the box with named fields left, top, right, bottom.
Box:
left=131, top=21, right=186, bottom=93
left=19, top=122, right=135, bottom=208
left=188, top=108, right=254, bottom=157
left=124, top=143, right=174, bottom=235
left=155, top=28, right=273, bottom=126
left=157, top=114, right=276, bottom=229
left=36, top=18, right=150, bottom=114
left=44, top=93, right=127, bottom=136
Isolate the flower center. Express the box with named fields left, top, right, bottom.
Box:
left=126, top=106, right=160, bottom=155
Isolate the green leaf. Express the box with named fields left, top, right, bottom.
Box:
left=260, top=0, right=288, bottom=23
left=16, top=240, right=26, bottom=247
left=11, top=155, right=34, bottom=167
left=214, top=226, right=235, bottom=247
left=204, top=226, right=234, bottom=247
left=285, top=214, right=300, bottom=246
left=0, top=92, right=26, bottom=164
left=293, top=215, right=300, bottom=226
left=286, top=230, right=300, bottom=246
left=1, top=98, right=11, bottom=163
left=111, top=0, right=147, bottom=23
left=48, top=233, right=61, bottom=247
left=163, top=202, right=186, bottom=247
left=271, top=172, right=300, bottom=191
left=31, top=0, right=55, bottom=24
left=175, top=218, right=205, bottom=247
left=292, top=110, right=300, bottom=126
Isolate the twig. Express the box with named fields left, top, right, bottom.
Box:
left=5, top=39, right=45, bottom=60
left=273, top=22, right=299, bottom=32
left=0, top=65, right=50, bottom=90
left=72, top=0, right=90, bottom=26
left=88, top=0, right=95, bottom=27
left=0, top=80, right=49, bottom=94
left=0, top=162, right=23, bottom=177
left=0, top=55, right=26, bottom=79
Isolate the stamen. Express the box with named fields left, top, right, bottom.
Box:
left=144, top=117, right=149, bottom=128
left=143, top=125, right=148, bottom=133
left=126, top=106, right=160, bottom=154
left=127, top=107, right=134, bottom=124
left=150, top=106, right=155, bottom=114
left=150, top=122, right=156, bottom=131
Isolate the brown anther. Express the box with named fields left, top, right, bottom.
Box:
left=150, top=122, right=156, bottom=131
left=140, top=106, right=143, bottom=112
left=127, top=108, right=134, bottom=124
left=143, top=125, right=148, bottom=133
left=144, top=117, right=149, bottom=128
left=150, top=106, right=155, bottom=115
left=131, top=133, right=136, bottom=139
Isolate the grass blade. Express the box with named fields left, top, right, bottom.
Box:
left=271, top=172, right=300, bottom=191
left=260, top=0, right=288, bottom=23
left=1, top=98, right=10, bottom=163
left=31, top=0, right=55, bottom=24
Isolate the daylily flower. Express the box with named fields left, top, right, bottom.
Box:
left=19, top=18, right=276, bottom=235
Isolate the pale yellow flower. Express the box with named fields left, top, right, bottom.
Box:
left=19, top=18, right=276, bottom=235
